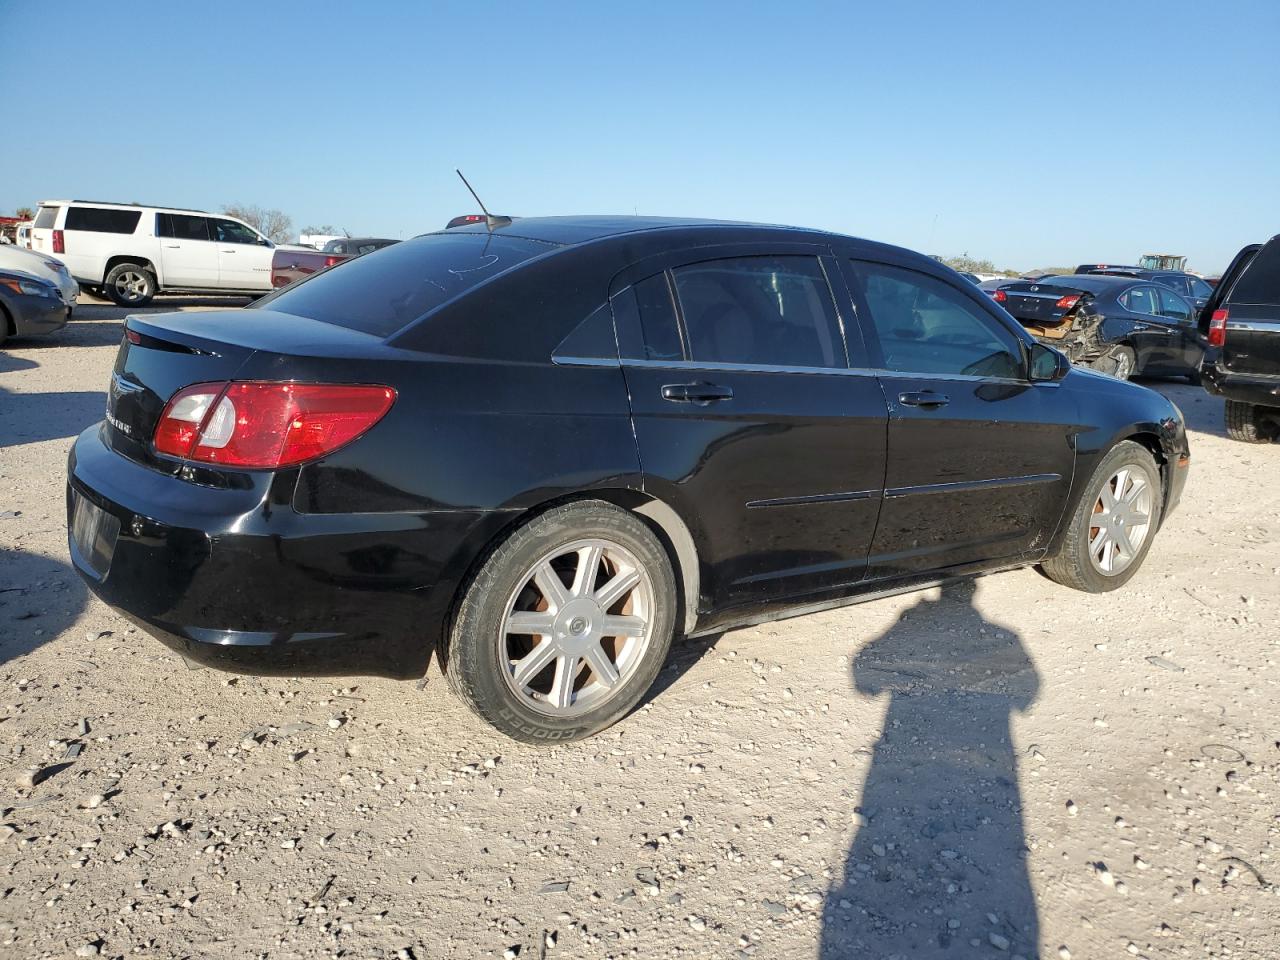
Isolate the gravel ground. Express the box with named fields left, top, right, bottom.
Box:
left=1, top=299, right=1278, bottom=960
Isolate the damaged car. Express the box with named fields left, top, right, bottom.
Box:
left=993, top=273, right=1205, bottom=381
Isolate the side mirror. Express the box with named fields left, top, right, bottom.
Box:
left=1029, top=342, right=1069, bottom=382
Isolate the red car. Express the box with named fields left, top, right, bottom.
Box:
left=270, top=237, right=397, bottom=288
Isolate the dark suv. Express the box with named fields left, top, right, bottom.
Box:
left=1200, top=236, right=1280, bottom=442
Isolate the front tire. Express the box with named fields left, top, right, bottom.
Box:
left=104, top=262, right=156, bottom=307
left=1225, top=400, right=1272, bottom=443
left=446, top=501, right=676, bottom=743
left=1041, top=440, right=1163, bottom=593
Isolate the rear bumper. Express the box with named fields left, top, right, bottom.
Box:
left=66, top=424, right=494, bottom=679
left=1201, top=365, right=1280, bottom=407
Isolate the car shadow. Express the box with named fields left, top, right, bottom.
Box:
left=639, top=631, right=724, bottom=707
left=821, top=580, right=1041, bottom=959
left=0, top=549, right=89, bottom=666
left=0, top=386, right=106, bottom=448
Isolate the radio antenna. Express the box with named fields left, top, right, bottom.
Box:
left=455, top=169, right=511, bottom=231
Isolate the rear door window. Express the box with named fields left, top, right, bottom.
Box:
left=64, top=206, right=142, bottom=234
left=1155, top=275, right=1190, bottom=296
left=259, top=231, right=557, bottom=337
left=34, top=206, right=60, bottom=229
left=671, top=256, right=843, bottom=368
left=848, top=260, right=1023, bottom=379
left=1228, top=238, right=1280, bottom=304
left=157, top=213, right=211, bottom=241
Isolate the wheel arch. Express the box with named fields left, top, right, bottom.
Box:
left=0, top=300, right=14, bottom=338
left=437, top=488, right=702, bottom=673
left=103, top=255, right=158, bottom=285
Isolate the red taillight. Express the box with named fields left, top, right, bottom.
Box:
left=153, top=381, right=396, bottom=469
left=125, top=329, right=142, bottom=344
left=1208, top=308, right=1229, bottom=348
left=993, top=289, right=1007, bottom=303
left=1055, top=294, right=1080, bottom=310
left=52, top=229, right=65, bottom=254
left=323, top=255, right=342, bottom=268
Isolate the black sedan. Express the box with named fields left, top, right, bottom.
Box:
left=995, top=274, right=1205, bottom=381
left=0, top=270, right=70, bottom=345
left=1075, top=266, right=1215, bottom=312
left=66, top=217, right=1190, bottom=742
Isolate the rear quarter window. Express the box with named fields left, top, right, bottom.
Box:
left=34, top=206, right=60, bottom=229
left=65, top=207, right=143, bottom=234
left=1228, top=239, right=1280, bottom=305
left=258, top=232, right=558, bottom=337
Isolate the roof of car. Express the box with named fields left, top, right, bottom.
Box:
left=1035, top=273, right=1139, bottom=292
left=436, top=215, right=835, bottom=246
left=39, top=199, right=212, bottom=216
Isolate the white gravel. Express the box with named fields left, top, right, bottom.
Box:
left=1, top=299, right=1278, bottom=959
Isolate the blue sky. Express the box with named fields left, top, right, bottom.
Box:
left=2, top=0, right=1276, bottom=272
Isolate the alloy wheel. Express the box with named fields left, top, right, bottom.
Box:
left=113, top=271, right=150, bottom=303
left=1088, top=466, right=1152, bottom=575
left=499, top=538, right=654, bottom=717
left=1111, top=352, right=1133, bottom=380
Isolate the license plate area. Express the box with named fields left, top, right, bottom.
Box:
left=70, top=488, right=121, bottom=578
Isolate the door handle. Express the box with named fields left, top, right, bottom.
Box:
left=221, top=249, right=236, bottom=254
left=898, top=391, right=950, bottom=408
left=165, top=244, right=180, bottom=249
left=662, top=382, right=734, bottom=403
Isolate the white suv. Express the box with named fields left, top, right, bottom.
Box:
left=30, top=200, right=278, bottom=306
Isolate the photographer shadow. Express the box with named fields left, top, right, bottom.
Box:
left=821, top=580, right=1041, bottom=958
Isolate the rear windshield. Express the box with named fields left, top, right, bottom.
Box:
left=1229, top=238, right=1280, bottom=305
left=259, top=232, right=558, bottom=336
left=65, top=207, right=142, bottom=234
left=33, top=206, right=59, bottom=229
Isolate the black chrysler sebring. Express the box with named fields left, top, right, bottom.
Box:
left=67, top=217, right=1190, bottom=742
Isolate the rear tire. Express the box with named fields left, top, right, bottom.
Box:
left=446, top=501, right=676, bottom=743
left=1225, top=400, right=1272, bottom=443
left=1102, top=346, right=1135, bottom=381
left=105, top=262, right=156, bottom=307
left=1041, top=440, right=1163, bottom=593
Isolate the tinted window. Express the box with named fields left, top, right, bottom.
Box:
left=672, top=256, right=842, bottom=368
left=1154, top=274, right=1191, bottom=296
left=34, top=206, right=59, bottom=229
left=1121, top=285, right=1159, bottom=315
left=64, top=206, right=141, bottom=234
left=1189, top=277, right=1213, bottom=298
left=157, top=213, right=211, bottom=241
left=850, top=260, right=1023, bottom=378
left=632, top=273, right=683, bottom=361
left=1156, top=286, right=1192, bottom=322
left=211, top=219, right=262, bottom=245
left=1229, top=238, right=1280, bottom=304
left=259, top=232, right=556, bottom=336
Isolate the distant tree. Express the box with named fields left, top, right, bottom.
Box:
left=222, top=203, right=293, bottom=244
left=300, top=224, right=346, bottom=237
left=15, top=206, right=34, bottom=221
left=944, top=252, right=997, bottom=274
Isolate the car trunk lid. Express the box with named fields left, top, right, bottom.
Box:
left=107, top=308, right=391, bottom=469
left=999, top=282, right=1091, bottom=329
